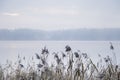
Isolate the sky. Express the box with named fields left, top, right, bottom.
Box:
left=0, top=0, right=120, bottom=30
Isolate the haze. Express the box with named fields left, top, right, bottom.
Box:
left=0, top=0, right=120, bottom=30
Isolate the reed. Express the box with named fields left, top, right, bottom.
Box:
left=0, top=43, right=120, bottom=80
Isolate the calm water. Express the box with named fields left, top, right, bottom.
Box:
left=0, top=41, right=120, bottom=65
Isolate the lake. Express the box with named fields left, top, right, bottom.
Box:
left=0, top=41, right=120, bottom=66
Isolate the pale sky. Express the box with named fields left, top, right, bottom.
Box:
left=0, top=0, right=120, bottom=30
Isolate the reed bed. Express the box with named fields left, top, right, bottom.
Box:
left=0, top=43, right=120, bottom=80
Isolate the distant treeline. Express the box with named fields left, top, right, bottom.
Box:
left=0, top=28, right=120, bottom=40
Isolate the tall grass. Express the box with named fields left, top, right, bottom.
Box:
left=0, top=43, right=120, bottom=80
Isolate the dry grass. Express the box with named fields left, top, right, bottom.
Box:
left=0, top=43, right=120, bottom=80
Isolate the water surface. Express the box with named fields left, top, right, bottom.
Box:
left=0, top=41, right=120, bottom=65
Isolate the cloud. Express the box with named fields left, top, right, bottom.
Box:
left=30, top=7, right=80, bottom=16
left=3, top=12, right=20, bottom=16
left=46, top=8, right=79, bottom=15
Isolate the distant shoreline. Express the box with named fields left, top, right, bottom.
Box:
left=0, top=28, right=120, bottom=40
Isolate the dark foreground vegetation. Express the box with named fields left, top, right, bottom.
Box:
left=0, top=43, right=120, bottom=80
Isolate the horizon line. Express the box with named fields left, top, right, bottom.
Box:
left=0, top=27, right=120, bottom=31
